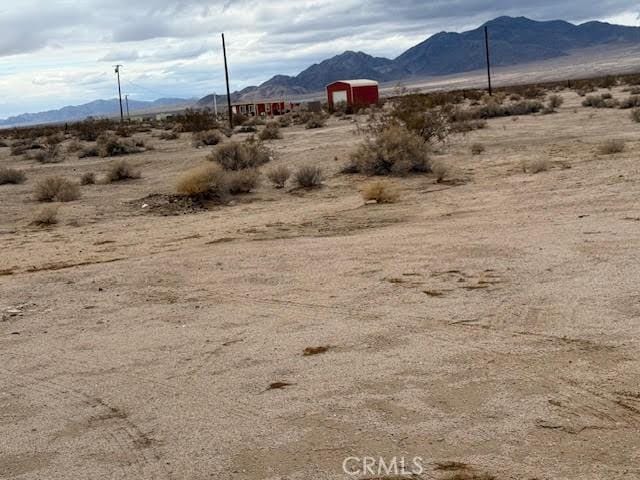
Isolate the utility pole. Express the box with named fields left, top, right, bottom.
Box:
left=484, top=26, right=493, bottom=96
left=213, top=92, right=218, bottom=118
left=222, top=33, right=233, bottom=129
left=114, top=65, right=124, bottom=122
left=125, top=95, right=130, bottom=121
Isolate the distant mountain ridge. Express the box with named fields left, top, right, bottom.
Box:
left=198, top=15, right=640, bottom=104
left=0, top=98, right=194, bottom=127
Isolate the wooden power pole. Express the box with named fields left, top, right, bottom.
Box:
left=484, top=26, right=493, bottom=96
left=222, top=33, right=233, bottom=129
left=114, top=65, right=124, bottom=122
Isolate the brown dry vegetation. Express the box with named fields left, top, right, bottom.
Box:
left=33, top=176, right=80, bottom=202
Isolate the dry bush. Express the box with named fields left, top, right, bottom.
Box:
left=46, top=132, right=65, bottom=145
left=277, top=114, right=292, bottom=128
left=431, top=160, right=450, bottom=182
left=73, top=119, right=114, bottom=141
left=0, top=167, right=26, bottom=185
left=598, top=139, right=625, bottom=155
left=159, top=131, right=179, bottom=140
left=305, top=114, right=326, bottom=129
left=631, top=108, right=640, bottom=123
left=31, top=205, right=59, bottom=226
left=10, top=140, right=41, bottom=156
left=471, top=143, right=485, bottom=155
left=620, top=95, right=640, bottom=109
left=237, top=125, right=257, bottom=133
left=176, top=163, right=228, bottom=200
left=34, top=176, right=81, bottom=202
left=293, top=165, right=323, bottom=188
left=80, top=172, right=96, bottom=185
left=207, top=141, right=271, bottom=170
left=630, top=87, right=640, bottom=95
left=582, top=94, right=619, bottom=108
left=106, top=160, right=141, bottom=182
left=0, top=140, right=9, bottom=148
left=226, top=169, right=261, bottom=194
left=522, top=158, right=550, bottom=174
left=244, top=116, right=266, bottom=127
left=174, top=109, right=218, bottom=132
left=192, top=129, right=223, bottom=147
left=97, top=134, right=143, bottom=157
left=78, top=145, right=99, bottom=158
left=32, top=144, right=62, bottom=164
left=66, top=138, right=83, bottom=153
left=233, top=113, right=248, bottom=126
left=477, top=100, right=543, bottom=118
left=258, top=121, right=282, bottom=140
left=361, top=180, right=399, bottom=203
left=266, top=165, right=291, bottom=188
left=346, top=124, right=431, bottom=176
left=546, top=94, right=564, bottom=112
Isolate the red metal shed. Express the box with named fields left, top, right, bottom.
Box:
left=326, top=79, right=379, bottom=111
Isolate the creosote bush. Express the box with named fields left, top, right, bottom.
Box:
left=207, top=141, right=271, bottom=170
left=471, top=143, right=485, bottom=155
left=97, top=134, right=143, bottom=157
left=192, top=129, right=223, bottom=147
left=34, top=176, right=81, bottom=202
left=620, top=95, right=640, bottom=109
left=226, top=168, right=261, bottom=194
left=32, top=205, right=59, bottom=226
left=305, top=114, right=326, bottom=129
left=106, top=160, right=141, bottom=182
left=0, top=167, right=26, bottom=185
left=176, top=163, right=229, bottom=200
left=32, top=144, right=62, bottom=164
left=582, top=94, right=619, bottom=109
left=293, top=165, right=323, bottom=188
left=266, top=165, right=291, bottom=188
left=546, top=94, right=564, bottom=112
left=346, top=124, right=431, bottom=176
left=598, top=139, right=625, bottom=155
left=258, top=121, right=282, bottom=141
left=80, top=172, right=96, bottom=185
left=361, top=180, right=399, bottom=204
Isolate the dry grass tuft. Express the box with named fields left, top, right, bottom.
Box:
left=266, top=165, right=291, bottom=188
left=226, top=169, right=261, bottom=194
left=631, top=108, right=640, bottom=123
left=106, top=160, right=141, bottom=183
left=470, top=143, right=485, bottom=155
left=346, top=124, right=431, bottom=176
left=431, top=160, right=450, bottom=182
left=159, top=131, right=180, bottom=140
left=598, top=139, right=625, bottom=155
left=31, top=205, right=59, bottom=226
left=293, top=165, right=324, bottom=188
left=361, top=180, right=399, bottom=203
left=176, top=163, right=228, bottom=200
left=192, top=129, right=223, bottom=147
left=80, top=172, right=96, bottom=185
left=522, top=158, right=550, bottom=174
left=34, top=176, right=81, bottom=202
left=258, top=121, right=282, bottom=141
left=0, top=167, right=26, bottom=185
left=31, top=144, right=62, bottom=163
left=207, top=141, right=271, bottom=171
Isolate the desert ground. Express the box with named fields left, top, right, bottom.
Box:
left=1, top=87, right=640, bottom=480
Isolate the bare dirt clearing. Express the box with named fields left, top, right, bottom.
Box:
left=1, top=88, right=639, bottom=479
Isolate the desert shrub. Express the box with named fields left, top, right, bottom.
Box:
left=522, top=158, right=550, bottom=174
left=66, top=138, right=83, bottom=153
left=631, top=109, right=640, bottom=123
left=207, top=141, right=271, bottom=171
left=582, top=95, right=619, bottom=108
left=278, top=114, right=292, bottom=128
left=629, top=87, right=640, bottom=95
left=266, top=165, right=291, bottom=188
left=159, top=131, right=179, bottom=140
left=244, top=116, right=265, bottom=127
left=174, top=109, right=218, bottom=132
left=598, top=139, right=625, bottom=155
left=45, top=132, right=65, bottom=145
left=0, top=140, right=8, bottom=148
left=10, top=140, right=42, bottom=156
left=361, top=180, right=399, bottom=203
left=97, top=134, right=143, bottom=157
left=106, top=160, right=141, bottom=182
left=237, top=125, right=257, bottom=133
left=477, top=100, right=543, bottom=118
left=293, top=165, right=323, bottom=188
left=115, top=125, right=131, bottom=137
left=546, top=95, right=564, bottom=112
left=34, top=176, right=80, bottom=202
left=80, top=172, right=96, bottom=185
left=471, top=143, right=485, bottom=155
left=192, top=129, right=223, bottom=147
left=0, top=167, right=26, bottom=185
left=73, top=119, right=114, bottom=141
left=346, top=124, right=431, bottom=176
left=619, top=95, right=640, bottom=109
left=31, top=205, right=59, bottom=226
left=176, top=163, right=229, bottom=200
left=258, top=121, right=282, bottom=140
left=31, top=144, right=62, bottom=164
left=226, top=169, right=261, bottom=194
left=79, top=145, right=99, bottom=158
left=305, top=114, right=326, bottom=129
left=509, top=93, right=522, bottom=102
left=233, top=113, right=248, bottom=126
left=431, top=160, right=450, bottom=183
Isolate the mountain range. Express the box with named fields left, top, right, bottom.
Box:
left=200, top=15, right=640, bottom=104
left=4, top=16, right=640, bottom=126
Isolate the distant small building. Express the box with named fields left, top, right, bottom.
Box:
left=326, top=79, right=379, bottom=111
left=231, top=101, right=300, bottom=117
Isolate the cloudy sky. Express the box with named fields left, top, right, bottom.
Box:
left=1, top=0, right=639, bottom=117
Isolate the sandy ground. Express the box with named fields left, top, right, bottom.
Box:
left=1, top=88, right=640, bottom=480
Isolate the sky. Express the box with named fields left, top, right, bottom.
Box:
left=1, top=0, right=639, bottom=118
